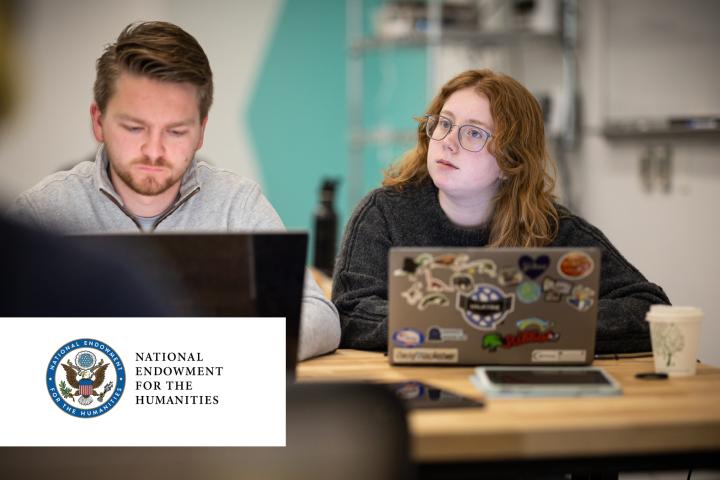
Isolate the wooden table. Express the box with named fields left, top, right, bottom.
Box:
left=298, top=349, right=720, bottom=473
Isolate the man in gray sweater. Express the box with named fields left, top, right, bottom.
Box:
left=8, top=21, right=340, bottom=361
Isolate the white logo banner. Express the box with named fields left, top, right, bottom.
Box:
left=0, top=317, right=286, bottom=447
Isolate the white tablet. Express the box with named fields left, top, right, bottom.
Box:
left=471, top=366, right=622, bottom=397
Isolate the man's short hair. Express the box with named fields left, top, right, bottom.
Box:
left=94, top=21, right=213, bottom=120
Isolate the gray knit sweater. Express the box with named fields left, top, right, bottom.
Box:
left=332, top=181, right=670, bottom=354
left=9, top=145, right=341, bottom=361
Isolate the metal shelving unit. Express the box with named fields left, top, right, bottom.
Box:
left=603, top=121, right=720, bottom=141
left=346, top=0, right=580, bottom=208
left=350, top=30, right=561, bottom=52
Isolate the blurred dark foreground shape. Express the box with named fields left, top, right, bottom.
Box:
left=70, top=232, right=309, bottom=375
left=0, top=382, right=413, bottom=480
left=0, top=215, right=170, bottom=317
left=0, top=218, right=412, bottom=478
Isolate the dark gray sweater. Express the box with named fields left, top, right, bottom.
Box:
left=332, top=181, right=670, bottom=354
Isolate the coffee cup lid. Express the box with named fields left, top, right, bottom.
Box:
left=646, top=305, right=703, bottom=321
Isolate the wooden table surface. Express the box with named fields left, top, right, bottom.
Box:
left=297, top=349, right=720, bottom=463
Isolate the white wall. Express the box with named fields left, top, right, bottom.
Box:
left=579, top=0, right=720, bottom=366
left=0, top=0, right=281, bottom=203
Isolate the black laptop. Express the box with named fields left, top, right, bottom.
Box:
left=71, top=232, right=307, bottom=377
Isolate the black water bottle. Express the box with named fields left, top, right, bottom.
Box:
left=313, top=179, right=338, bottom=277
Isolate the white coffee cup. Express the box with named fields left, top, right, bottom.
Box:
left=646, top=306, right=703, bottom=376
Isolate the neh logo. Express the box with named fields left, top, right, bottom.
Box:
left=46, top=339, right=125, bottom=418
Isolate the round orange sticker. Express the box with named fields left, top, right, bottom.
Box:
left=558, top=251, right=594, bottom=279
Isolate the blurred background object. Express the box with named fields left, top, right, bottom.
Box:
left=372, top=0, right=479, bottom=39
left=0, top=0, right=16, bottom=123
left=0, top=382, right=412, bottom=480
left=313, top=177, right=340, bottom=277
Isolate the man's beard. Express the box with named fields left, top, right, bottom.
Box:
left=112, top=157, right=186, bottom=196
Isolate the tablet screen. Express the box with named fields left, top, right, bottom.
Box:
left=486, top=369, right=612, bottom=386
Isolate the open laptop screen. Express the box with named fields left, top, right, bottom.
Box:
left=71, top=232, right=307, bottom=375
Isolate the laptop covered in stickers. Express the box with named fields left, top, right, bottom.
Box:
left=387, top=247, right=601, bottom=366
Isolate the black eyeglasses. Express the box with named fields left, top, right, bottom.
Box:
left=424, top=114, right=492, bottom=152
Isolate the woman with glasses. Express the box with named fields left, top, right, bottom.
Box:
left=332, top=69, right=669, bottom=353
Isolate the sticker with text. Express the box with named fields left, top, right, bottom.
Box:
left=481, top=317, right=558, bottom=351
left=456, top=284, right=515, bottom=330
left=531, top=349, right=587, bottom=363
left=542, top=276, right=572, bottom=302
left=392, top=328, right=425, bottom=348
left=47, top=338, right=125, bottom=419
left=427, top=326, right=468, bottom=342
left=518, top=254, right=550, bottom=279
left=392, top=348, right=459, bottom=364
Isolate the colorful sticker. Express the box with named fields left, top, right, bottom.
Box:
left=482, top=316, right=558, bottom=351
left=432, top=254, right=457, bottom=267
left=481, top=334, right=505, bottom=352
left=397, top=253, right=501, bottom=310
left=449, top=254, right=470, bottom=267
left=427, top=326, right=468, bottom=342
left=401, top=282, right=424, bottom=305
left=394, top=381, right=425, bottom=400
left=558, top=251, right=594, bottom=280
left=543, top=277, right=572, bottom=293
left=424, top=269, right=453, bottom=292
left=458, top=259, right=498, bottom=278
left=482, top=330, right=559, bottom=351
left=531, top=349, right=587, bottom=363
left=518, top=254, right=550, bottom=279
left=567, top=284, right=595, bottom=311
left=499, top=267, right=523, bottom=286
left=392, top=348, right=459, bottom=364
left=516, top=281, right=542, bottom=304
left=542, top=276, right=572, bottom=302
left=516, top=317, right=551, bottom=332
left=456, top=284, right=514, bottom=330
left=428, top=327, right=442, bottom=341
left=395, top=257, right=420, bottom=276
left=392, top=328, right=425, bottom=348
left=450, top=273, right=474, bottom=292
left=545, top=292, right=563, bottom=303
left=544, top=291, right=563, bottom=302
left=419, top=293, right=450, bottom=310
left=415, top=253, right=434, bottom=268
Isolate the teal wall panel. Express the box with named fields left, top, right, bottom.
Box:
left=248, top=0, right=347, bottom=262
left=249, top=0, right=427, bottom=262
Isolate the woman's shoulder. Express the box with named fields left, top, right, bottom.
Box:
left=552, top=205, right=654, bottom=283
left=553, top=204, right=614, bottom=248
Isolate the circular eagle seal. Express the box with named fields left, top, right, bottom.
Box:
left=46, top=339, right=125, bottom=418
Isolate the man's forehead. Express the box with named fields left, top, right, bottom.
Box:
left=104, top=72, right=203, bottom=121
left=113, top=71, right=201, bottom=94
left=114, top=112, right=198, bottom=126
